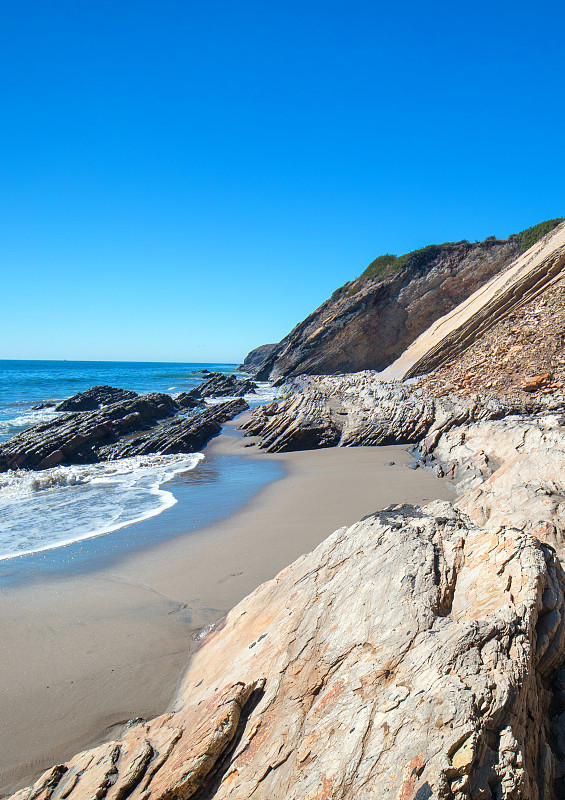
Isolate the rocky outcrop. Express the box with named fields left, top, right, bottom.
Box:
left=255, top=234, right=537, bottom=382
left=9, top=497, right=565, bottom=799
left=178, top=373, right=257, bottom=403
left=55, top=386, right=138, bottom=412
left=0, top=395, right=247, bottom=471
left=100, top=399, right=248, bottom=460
left=240, top=372, right=565, bottom=453
left=240, top=343, right=278, bottom=371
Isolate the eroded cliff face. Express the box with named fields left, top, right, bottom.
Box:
left=254, top=236, right=522, bottom=382
left=382, top=221, right=565, bottom=382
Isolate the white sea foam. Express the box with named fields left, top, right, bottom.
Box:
left=0, top=453, right=204, bottom=560
left=0, top=408, right=61, bottom=442
left=203, top=382, right=279, bottom=407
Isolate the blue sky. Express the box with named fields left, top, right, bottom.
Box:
left=1, top=0, right=563, bottom=362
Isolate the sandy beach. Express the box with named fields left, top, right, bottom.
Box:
left=0, top=423, right=453, bottom=795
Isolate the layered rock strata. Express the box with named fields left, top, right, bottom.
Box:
left=178, top=373, right=257, bottom=401
left=10, top=370, right=565, bottom=799
left=422, top=268, right=565, bottom=397
left=100, top=398, right=248, bottom=459
left=0, top=395, right=247, bottom=471
left=381, top=221, right=565, bottom=381
left=241, top=373, right=565, bottom=453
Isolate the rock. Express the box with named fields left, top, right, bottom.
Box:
left=182, top=373, right=257, bottom=401
left=521, top=373, right=552, bottom=392
left=0, top=394, right=249, bottom=471
left=100, top=399, right=249, bottom=459
left=240, top=373, right=565, bottom=453
left=240, top=391, right=340, bottom=451
left=0, top=393, right=179, bottom=471
left=381, top=221, right=565, bottom=381
left=256, top=234, right=529, bottom=382
left=175, top=393, right=204, bottom=410
left=30, top=402, right=55, bottom=410
left=55, top=385, right=138, bottom=412
left=239, top=343, right=278, bottom=373
left=9, top=501, right=565, bottom=799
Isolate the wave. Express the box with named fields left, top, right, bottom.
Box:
left=202, top=381, right=280, bottom=407
left=0, top=408, right=61, bottom=443
left=0, top=453, right=204, bottom=560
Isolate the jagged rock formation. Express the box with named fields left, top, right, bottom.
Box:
left=10, top=221, right=565, bottom=798
left=0, top=395, right=247, bottom=471
left=178, top=373, right=257, bottom=402
left=253, top=224, right=564, bottom=383
left=55, top=386, right=138, bottom=412
left=381, top=221, right=565, bottom=381
left=100, top=399, right=248, bottom=459
left=241, top=373, right=565, bottom=453
left=240, top=343, right=277, bottom=371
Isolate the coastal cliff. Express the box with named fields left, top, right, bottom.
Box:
left=253, top=219, right=562, bottom=382
left=9, top=218, right=565, bottom=798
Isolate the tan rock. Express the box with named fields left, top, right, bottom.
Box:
left=8, top=501, right=565, bottom=799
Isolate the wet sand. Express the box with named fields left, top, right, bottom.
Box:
left=0, top=426, right=453, bottom=794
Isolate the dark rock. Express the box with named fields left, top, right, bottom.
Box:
left=176, top=393, right=205, bottom=410
left=0, top=393, right=179, bottom=472
left=184, top=373, right=257, bottom=401
left=101, top=399, right=248, bottom=459
left=385, top=461, right=395, bottom=466
left=31, top=402, right=56, bottom=410
left=55, top=385, right=138, bottom=412
left=240, top=393, right=340, bottom=452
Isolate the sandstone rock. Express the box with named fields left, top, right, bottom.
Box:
left=382, top=221, right=565, bottom=381
left=9, top=501, right=565, bottom=799
left=55, top=386, right=138, bottom=412
left=240, top=372, right=565, bottom=453
left=240, top=391, right=340, bottom=451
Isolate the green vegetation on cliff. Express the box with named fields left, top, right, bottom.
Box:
left=331, top=218, right=563, bottom=302
left=517, top=218, right=563, bottom=253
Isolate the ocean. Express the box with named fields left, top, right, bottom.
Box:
left=0, top=360, right=280, bottom=574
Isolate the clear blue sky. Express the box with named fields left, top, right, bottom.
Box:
left=1, top=0, right=563, bottom=362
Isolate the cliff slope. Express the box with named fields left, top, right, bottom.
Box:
left=254, top=220, right=562, bottom=382
left=382, top=221, right=565, bottom=381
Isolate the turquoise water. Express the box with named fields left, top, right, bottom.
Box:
left=0, top=360, right=280, bottom=572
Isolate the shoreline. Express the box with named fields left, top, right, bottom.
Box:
left=0, top=423, right=453, bottom=795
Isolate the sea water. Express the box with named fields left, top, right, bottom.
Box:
left=0, top=360, right=279, bottom=569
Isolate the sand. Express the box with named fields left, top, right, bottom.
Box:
left=0, top=425, right=453, bottom=794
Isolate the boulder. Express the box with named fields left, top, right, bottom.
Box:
left=55, top=385, right=138, bottom=412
